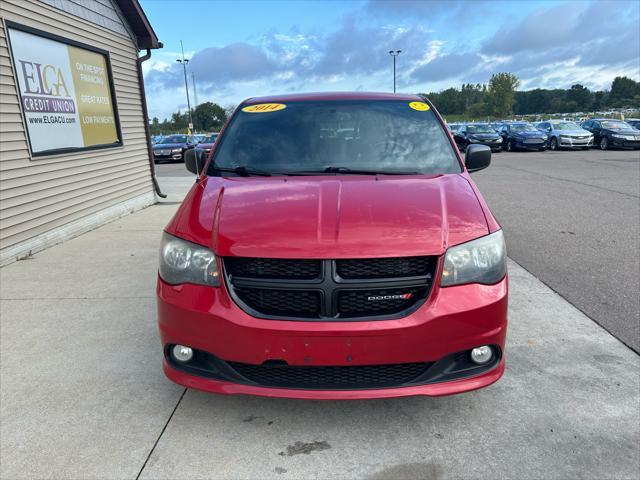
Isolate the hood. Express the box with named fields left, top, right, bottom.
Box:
left=556, top=129, right=591, bottom=136
left=167, top=175, right=490, bottom=258
left=154, top=142, right=187, bottom=149
left=513, top=130, right=545, bottom=137
left=470, top=133, right=500, bottom=140
left=606, top=128, right=640, bottom=135
left=196, top=143, right=214, bottom=149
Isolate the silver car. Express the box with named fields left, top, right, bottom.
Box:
left=536, top=120, right=593, bottom=150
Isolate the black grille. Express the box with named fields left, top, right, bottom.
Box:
left=228, top=361, right=432, bottom=389
left=338, top=287, right=426, bottom=318
left=223, top=257, right=436, bottom=321
left=225, top=257, right=321, bottom=279
left=235, top=288, right=320, bottom=318
left=337, top=256, right=434, bottom=279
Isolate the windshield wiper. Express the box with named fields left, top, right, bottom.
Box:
left=287, top=166, right=419, bottom=176
left=214, top=166, right=272, bottom=177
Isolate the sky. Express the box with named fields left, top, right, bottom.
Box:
left=140, top=0, right=640, bottom=121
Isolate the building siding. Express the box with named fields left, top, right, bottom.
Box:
left=0, top=0, right=156, bottom=263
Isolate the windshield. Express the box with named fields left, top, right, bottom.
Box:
left=161, top=135, right=188, bottom=144
left=601, top=120, right=632, bottom=130
left=202, top=134, right=219, bottom=143
left=208, top=100, right=461, bottom=175
left=467, top=125, right=495, bottom=134
left=510, top=123, right=536, bottom=132
left=552, top=122, right=581, bottom=130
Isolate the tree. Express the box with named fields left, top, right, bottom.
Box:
left=610, top=76, right=640, bottom=106
left=487, top=73, right=520, bottom=117
left=192, top=102, right=227, bottom=132
left=566, top=84, right=593, bottom=111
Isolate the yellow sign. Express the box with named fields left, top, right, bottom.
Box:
left=68, top=46, right=118, bottom=147
left=242, top=103, right=287, bottom=113
left=409, top=101, right=430, bottom=111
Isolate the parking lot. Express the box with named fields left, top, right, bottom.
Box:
left=1, top=149, right=639, bottom=479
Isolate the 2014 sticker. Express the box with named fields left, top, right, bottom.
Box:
left=242, top=103, right=287, bottom=113
left=409, top=101, right=430, bottom=111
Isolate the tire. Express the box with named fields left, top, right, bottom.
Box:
left=506, top=139, right=513, bottom=152
left=549, top=137, right=558, bottom=151
left=599, top=136, right=609, bottom=150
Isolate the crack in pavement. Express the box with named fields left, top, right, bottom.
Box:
left=500, top=164, right=640, bottom=198
left=135, top=388, right=187, bottom=480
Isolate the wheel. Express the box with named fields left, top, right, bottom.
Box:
left=549, top=137, right=558, bottom=151
left=599, top=136, right=609, bottom=150
left=506, top=139, right=513, bottom=152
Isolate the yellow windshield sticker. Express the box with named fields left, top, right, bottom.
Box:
left=409, top=101, right=430, bottom=111
left=242, top=103, right=287, bottom=113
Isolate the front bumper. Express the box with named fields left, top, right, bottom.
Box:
left=558, top=137, right=593, bottom=148
left=157, top=274, right=508, bottom=399
left=611, top=138, right=640, bottom=149
left=513, top=139, right=546, bottom=150
left=153, top=151, right=183, bottom=160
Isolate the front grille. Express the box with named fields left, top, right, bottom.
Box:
left=336, top=256, right=433, bottom=279
left=338, top=287, right=426, bottom=318
left=235, top=288, right=320, bottom=318
left=225, top=257, right=321, bottom=279
left=223, top=257, right=436, bottom=321
left=228, top=361, right=433, bottom=389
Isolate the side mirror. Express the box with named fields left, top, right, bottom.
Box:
left=547, top=127, right=552, bottom=132
left=185, top=148, right=207, bottom=175
left=184, top=148, right=198, bottom=174
left=465, top=144, right=491, bottom=173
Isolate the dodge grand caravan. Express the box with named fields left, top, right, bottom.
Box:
left=157, top=92, right=508, bottom=399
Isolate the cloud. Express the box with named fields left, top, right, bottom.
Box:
left=147, top=42, right=276, bottom=92
left=410, top=52, right=484, bottom=83
left=144, top=0, right=640, bottom=119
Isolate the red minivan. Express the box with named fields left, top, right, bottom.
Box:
left=157, top=92, right=508, bottom=399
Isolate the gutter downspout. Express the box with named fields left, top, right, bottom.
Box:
left=137, top=48, right=166, bottom=198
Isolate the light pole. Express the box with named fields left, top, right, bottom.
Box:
left=176, top=40, right=192, bottom=132
left=388, top=50, right=401, bottom=93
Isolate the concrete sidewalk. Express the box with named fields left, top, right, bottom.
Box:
left=1, top=190, right=639, bottom=479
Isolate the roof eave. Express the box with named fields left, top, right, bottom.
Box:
left=113, top=0, right=162, bottom=50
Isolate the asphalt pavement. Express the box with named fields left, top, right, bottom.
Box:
left=473, top=148, right=640, bottom=352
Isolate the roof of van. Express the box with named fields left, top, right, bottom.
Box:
left=242, top=92, right=425, bottom=104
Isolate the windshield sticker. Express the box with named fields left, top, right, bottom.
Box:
left=242, top=103, right=287, bottom=113
left=409, top=101, right=430, bottom=111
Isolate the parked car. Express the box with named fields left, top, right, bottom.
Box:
left=536, top=120, right=593, bottom=150
left=497, top=122, right=547, bottom=151
left=194, top=133, right=219, bottom=165
left=454, top=123, right=503, bottom=152
left=152, top=134, right=195, bottom=163
left=157, top=92, right=507, bottom=400
left=625, top=118, right=640, bottom=130
left=191, top=134, right=208, bottom=144
left=581, top=119, right=640, bottom=150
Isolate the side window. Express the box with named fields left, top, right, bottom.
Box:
left=592, top=121, right=600, bottom=129
left=460, top=126, right=466, bottom=134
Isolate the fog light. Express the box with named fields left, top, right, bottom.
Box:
left=172, top=344, right=194, bottom=363
left=470, top=346, right=493, bottom=365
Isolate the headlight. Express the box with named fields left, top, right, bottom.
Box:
left=159, top=232, right=220, bottom=286
left=611, top=134, right=623, bottom=139
left=171, top=148, right=182, bottom=153
left=468, top=136, right=479, bottom=143
left=441, top=230, right=506, bottom=287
